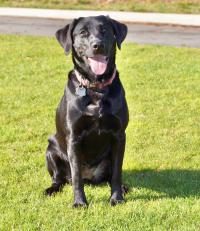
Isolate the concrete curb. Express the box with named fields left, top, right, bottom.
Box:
left=1, top=7, right=200, bottom=26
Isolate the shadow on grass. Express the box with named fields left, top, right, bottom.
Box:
left=123, top=169, right=200, bottom=200
left=44, top=169, right=199, bottom=203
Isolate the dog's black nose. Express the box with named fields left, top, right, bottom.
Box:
left=92, top=42, right=105, bottom=51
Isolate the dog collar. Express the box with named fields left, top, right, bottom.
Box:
left=74, top=68, right=117, bottom=90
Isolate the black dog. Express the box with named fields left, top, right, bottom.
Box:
left=45, top=16, right=129, bottom=207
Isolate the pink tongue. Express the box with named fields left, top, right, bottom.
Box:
left=88, top=55, right=108, bottom=75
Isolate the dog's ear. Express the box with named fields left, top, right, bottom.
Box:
left=55, top=19, right=77, bottom=55
left=109, top=18, right=127, bottom=50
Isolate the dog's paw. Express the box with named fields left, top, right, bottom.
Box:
left=73, top=200, right=88, bottom=208
left=44, top=187, right=56, bottom=196
left=110, top=192, right=125, bottom=206
left=44, top=184, right=62, bottom=196
left=121, top=184, right=129, bottom=195
left=110, top=197, right=125, bottom=206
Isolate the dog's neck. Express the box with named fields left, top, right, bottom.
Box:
left=74, top=68, right=116, bottom=90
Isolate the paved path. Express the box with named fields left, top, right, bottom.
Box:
left=1, top=7, right=200, bottom=26
left=1, top=16, right=200, bottom=48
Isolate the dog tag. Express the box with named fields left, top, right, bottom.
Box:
left=76, top=86, right=86, bottom=97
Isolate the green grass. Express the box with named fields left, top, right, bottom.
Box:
left=0, top=34, right=200, bottom=230
left=1, top=0, right=200, bottom=14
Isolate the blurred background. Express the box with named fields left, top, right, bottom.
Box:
left=1, top=0, right=200, bottom=14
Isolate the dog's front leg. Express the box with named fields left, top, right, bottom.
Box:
left=68, top=136, right=87, bottom=207
left=110, top=133, right=126, bottom=206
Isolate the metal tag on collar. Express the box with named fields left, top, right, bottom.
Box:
left=75, top=85, right=86, bottom=97
left=89, top=82, right=96, bottom=88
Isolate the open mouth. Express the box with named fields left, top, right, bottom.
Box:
left=87, top=55, right=108, bottom=75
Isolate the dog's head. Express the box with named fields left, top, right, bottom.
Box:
left=56, top=16, right=127, bottom=81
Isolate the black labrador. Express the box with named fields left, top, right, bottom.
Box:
left=45, top=15, right=129, bottom=207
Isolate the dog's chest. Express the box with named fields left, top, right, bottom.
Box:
left=75, top=112, right=120, bottom=163
left=71, top=100, right=121, bottom=163
left=83, top=95, right=111, bottom=117
left=72, top=97, right=121, bottom=136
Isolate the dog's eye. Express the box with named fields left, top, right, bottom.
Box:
left=101, top=28, right=106, bottom=34
left=99, top=26, right=106, bottom=34
left=80, top=30, right=87, bottom=36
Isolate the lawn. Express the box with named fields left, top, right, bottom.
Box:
left=0, top=34, right=200, bottom=230
left=1, top=0, right=200, bottom=14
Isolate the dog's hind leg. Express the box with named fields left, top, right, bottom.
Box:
left=45, top=135, right=71, bottom=196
